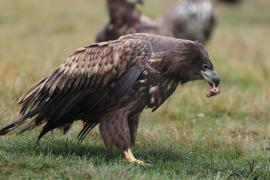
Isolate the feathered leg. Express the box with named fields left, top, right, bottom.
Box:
left=128, top=113, right=141, bottom=147
left=99, top=109, right=145, bottom=165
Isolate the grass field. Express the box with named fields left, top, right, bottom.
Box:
left=0, top=0, right=270, bottom=179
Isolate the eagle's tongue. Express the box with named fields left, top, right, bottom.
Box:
left=206, top=86, right=220, bottom=97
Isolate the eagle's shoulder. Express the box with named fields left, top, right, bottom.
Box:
left=119, top=33, right=185, bottom=53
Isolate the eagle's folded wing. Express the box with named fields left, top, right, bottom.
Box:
left=0, top=39, right=152, bottom=137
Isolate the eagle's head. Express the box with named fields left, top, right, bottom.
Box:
left=163, top=40, right=220, bottom=97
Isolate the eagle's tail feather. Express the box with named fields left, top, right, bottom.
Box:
left=18, top=119, right=40, bottom=134
left=0, top=115, right=28, bottom=135
left=0, top=109, right=39, bottom=135
left=77, top=121, right=98, bottom=143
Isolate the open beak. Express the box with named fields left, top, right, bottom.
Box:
left=201, top=69, right=220, bottom=97
left=127, top=0, right=144, bottom=5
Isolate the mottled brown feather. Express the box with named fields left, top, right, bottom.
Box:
left=1, top=38, right=152, bottom=138
left=20, top=39, right=151, bottom=103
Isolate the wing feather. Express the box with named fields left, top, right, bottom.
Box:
left=1, top=38, right=152, bottom=137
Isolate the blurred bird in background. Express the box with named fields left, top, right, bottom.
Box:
left=218, top=0, right=242, bottom=4
left=158, top=0, right=216, bottom=43
left=97, top=0, right=216, bottom=44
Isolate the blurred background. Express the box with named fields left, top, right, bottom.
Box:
left=0, top=0, right=269, bottom=178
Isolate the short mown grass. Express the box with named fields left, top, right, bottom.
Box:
left=0, top=0, right=270, bottom=179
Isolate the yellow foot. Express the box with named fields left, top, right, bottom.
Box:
left=123, top=148, right=149, bottom=165
left=128, top=158, right=146, bottom=165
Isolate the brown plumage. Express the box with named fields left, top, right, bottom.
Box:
left=97, top=0, right=216, bottom=44
left=0, top=33, right=220, bottom=164
left=96, top=0, right=144, bottom=42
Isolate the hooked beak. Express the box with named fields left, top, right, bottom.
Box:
left=201, top=69, right=221, bottom=97
left=127, top=0, right=144, bottom=5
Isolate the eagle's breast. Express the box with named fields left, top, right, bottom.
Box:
left=147, top=78, right=178, bottom=111
left=121, top=68, right=178, bottom=113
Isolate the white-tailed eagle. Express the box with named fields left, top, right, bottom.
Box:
left=0, top=33, right=220, bottom=164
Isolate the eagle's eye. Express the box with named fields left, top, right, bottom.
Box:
left=202, top=64, right=211, bottom=70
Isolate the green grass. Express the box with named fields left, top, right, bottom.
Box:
left=1, top=0, right=270, bottom=179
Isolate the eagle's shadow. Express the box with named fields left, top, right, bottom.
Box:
left=1, top=137, right=185, bottom=165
